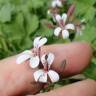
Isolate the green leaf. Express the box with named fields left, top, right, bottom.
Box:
left=35, top=19, right=53, bottom=37
left=37, top=26, right=53, bottom=37
left=68, top=0, right=96, bottom=21
left=31, top=0, right=45, bottom=9
left=20, top=37, right=32, bottom=50
left=0, top=3, right=15, bottom=23
left=2, top=13, right=25, bottom=43
left=26, top=14, right=39, bottom=35
left=15, top=12, right=25, bottom=33
left=84, top=61, right=96, bottom=80
left=74, top=23, right=96, bottom=43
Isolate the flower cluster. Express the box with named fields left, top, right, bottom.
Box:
left=16, top=36, right=59, bottom=83
left=16, top=37, right=47, bottom=68
left=16, top=0, right=85, bottom=85
left=46, top=1, right=84, bottom=39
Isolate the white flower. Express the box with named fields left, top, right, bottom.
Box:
left=51, top=0, right=62, bottom=8
left=16, top=50, right=40, bottom=68
left=54, top=13, right=75, bottom=39
left=16, top=37, right=47, bottom=68
left=33, top=36, right=47, bottom=49
left=34, top=53, right=59, bottom=83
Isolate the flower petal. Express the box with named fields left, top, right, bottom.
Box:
left=16, top=50, right=32, bottom=64
left=38, top=37, right=47, bottom=48
left=55, top=14, right=62, bottom=22
left=22, top=50, right=32, bottom=55
left=16, top=54, right=31, bottom=64
left=33, top=37, right=41, bottom=48
left=54, top=27, right=61, bottom=36
left=62, top=13, right=67, bottom=23
left=34, top=70, right=47, bottom=83
left=62, top=30, right=69, bottom=39
left=48, top=70, right=59, bottom=83
left=39, top=73, right=47, bottom=83
left=52, top=0, right=57, bottom=8
left=34, top=70, right=45, bottom=82
left=47, top=53, right=55, bottom=68
left=29, top=56, right=40, bottom=68
left=41, top=53, right=55, bottom=68
left=65, top=24, right=75, bottom=30
left=56, top=0, right=62, bottom=7
left=41, top=54, right=46, bottom=66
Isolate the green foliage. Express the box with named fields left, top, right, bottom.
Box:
left=0, top=3, right=15, bottom=23
left=84, top=58, right=96, bottom=80
left=68, top=0, right=96, bottom=80
left=26, top=14, right=39, bottom=35
left=0, top=0, right=96, bottom=81
left=0, top=0, right=47, bottom=58
left=68, top=0, right=96, bottom=21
